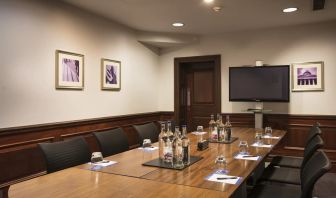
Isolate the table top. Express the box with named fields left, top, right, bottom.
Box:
left=9, top=168, right=227, bottom=198
left=9, top=127, right=285, bottom=198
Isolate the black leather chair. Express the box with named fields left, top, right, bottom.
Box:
left=133, top=122, right=159, bottom=145
left=260, top=135, right=324, bottom=185
left=38, top=137, right=91, bottom=173
left=249, top=150, right=331, bottom=198
left=270, top=124, right=321, bottom=168
left=93, top=127, right=129, bottom=157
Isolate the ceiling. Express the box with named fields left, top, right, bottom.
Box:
left=63, top=0, right=336, bottom=35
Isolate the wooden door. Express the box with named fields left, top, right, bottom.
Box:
left=175, top=55, right=221, bottom=131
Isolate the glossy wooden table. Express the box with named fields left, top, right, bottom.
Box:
left=142, top=128, right=285, bottom=196
left=9, top=168, right=228, bottom=198
left=9, top=127, right=285, bottom=198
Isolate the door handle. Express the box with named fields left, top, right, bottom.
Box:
left=187, top=88, right=191, bottom=107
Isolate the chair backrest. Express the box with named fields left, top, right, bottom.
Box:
left=93, top=127, right=129, bottom=157
left=133, top=122, right=159, bottom=145
left=300, top=151, right=331, bottom=198
left=305, top=124, right=321, bottom=145
left=302, top=135, right=324, bottom=168
left=38, top=137, right=91, bottom=173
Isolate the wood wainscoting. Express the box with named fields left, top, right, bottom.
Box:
left=222, top=113, right=336, bottom=172
left=263, top=114, right=336, bottom=172
left=0, top=112, right=335, bottom=187
left=0, top=111, right=174, bottom=187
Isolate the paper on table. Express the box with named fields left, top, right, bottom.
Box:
left=262, top=135, right=280, bottom=139
left=206, top=173, right=241, bottom=184
left=89, top=160, right=117, bottom=167
left=191, top=131, right=207, bottom=135
left=234, top=153, right=260, bottom=161
left=251, top=142, right=273, bottom=148
left=138, top=146, right=159, bottom=151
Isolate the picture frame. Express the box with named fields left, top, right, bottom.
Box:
left=101, top=58, right=121, bottom=90
left=55, top=50, right=84, bottom=89
left=291, top=61, right=324, bottom=92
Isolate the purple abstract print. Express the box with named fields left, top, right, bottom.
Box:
left=297, top=67, right=317, bottom=85
left=62, top=58, right=79, bottom=82
left=106, top=65, right=117, bottom=84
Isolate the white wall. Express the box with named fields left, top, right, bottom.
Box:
left=158, top=21, right=336, bottom=115
left=0, top=0, right=160, bottom=128
left=1, top=1, right=336, bottom=129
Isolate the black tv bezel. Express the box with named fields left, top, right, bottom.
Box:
left=229, top=65, right=290, bottom=102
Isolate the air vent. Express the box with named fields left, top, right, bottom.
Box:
left=313, top=0, right=325, bottom=11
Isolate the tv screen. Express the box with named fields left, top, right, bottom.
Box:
left=229, top=66, right=290, bottom=102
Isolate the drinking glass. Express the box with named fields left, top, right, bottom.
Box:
left=238, top=141, right=249, bottom=155
left=255, top=130, right=263, bottom=145
left=265, top=127, right=272, bottom=137
left=196, top=125, right=204, bottom=142
left=215, top=155, right=227, bottom=171
left=142, top=139, right=153, bottom=163
left=91, top=152, right=103, bottom=163
left=197, top=126, right=204, bottom=132
left=142, top=139, right=152, bottom=148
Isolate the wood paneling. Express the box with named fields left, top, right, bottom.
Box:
left=263, top=114, right=336, bottom=172
left=0, top=111, right=174, bottom=186
left=193, top=69, right=214, bottom=103
left=1, top=111, right=335, bottom=187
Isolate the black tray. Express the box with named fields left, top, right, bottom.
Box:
left=142, top=156, right=203, bottom=170
left=209, top=137, right=238, bottom=144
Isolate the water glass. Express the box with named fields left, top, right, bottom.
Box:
left=255, top=131, right=263, bottom=145
left=197, top=126, right=204, bottom=132
left=238, top=141, right=249, bottom=154
left=91, top=152, right=103, bottom=163
left=142, top=139, right=152, bottom=148
left=197, top=125, right=204, bottom=142
left=175, top=126, right=180, bottom=134
left=265, top=127, right=272, bottom=137
left=142, top=139, right=153, bottom=162
left=215, top=155, right=227, bottom=171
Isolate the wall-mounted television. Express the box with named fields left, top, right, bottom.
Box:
left=229, top=66, right=290, bottom=102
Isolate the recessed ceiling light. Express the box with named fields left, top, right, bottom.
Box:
left=172, top=22, right=184, bottom=27
left=212, top=6, right=222, bottom=12
left=204, top=0, right=214, bottom=3
left=283, top=7, right=298, bottom=13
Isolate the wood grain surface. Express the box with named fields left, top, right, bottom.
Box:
left=9, top=127, right=285, bottom=198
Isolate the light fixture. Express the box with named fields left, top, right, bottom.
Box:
left=172, top=22, right=184, bottom=27
left=283, top=7, right=298, bottom=13
left=204, top=0, right=214, bottom=3
left=212, top=6, right=222, bottom=12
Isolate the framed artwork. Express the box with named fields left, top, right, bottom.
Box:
left=291, top=61, right=324, bottom=92
left=55, top=50, right=84, bottom=89
left=101, top=58, right=121, bottom=90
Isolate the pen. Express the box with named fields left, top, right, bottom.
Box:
left=216, top=177, right=237, bottom=180
left=242, top=155, right=258, bottom=158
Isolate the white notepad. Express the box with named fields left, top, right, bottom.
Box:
left=262, top=135, right=280, bottom=139
left=251, top=142, right=273, bottom=148
left=89, top=160, right=117, bottom=167
left=138, top=146, right=158, bottom=151
left=234, top=153, right=260, bottom=161
left=191, top=131, right=208, bottom=135
left=206, top=173, right=241, bottom=184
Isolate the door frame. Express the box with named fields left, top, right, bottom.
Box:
left=174, top=55, right=221, bottom=125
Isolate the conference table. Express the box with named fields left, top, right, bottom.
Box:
left=9, top=127, right=285, bottom=198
